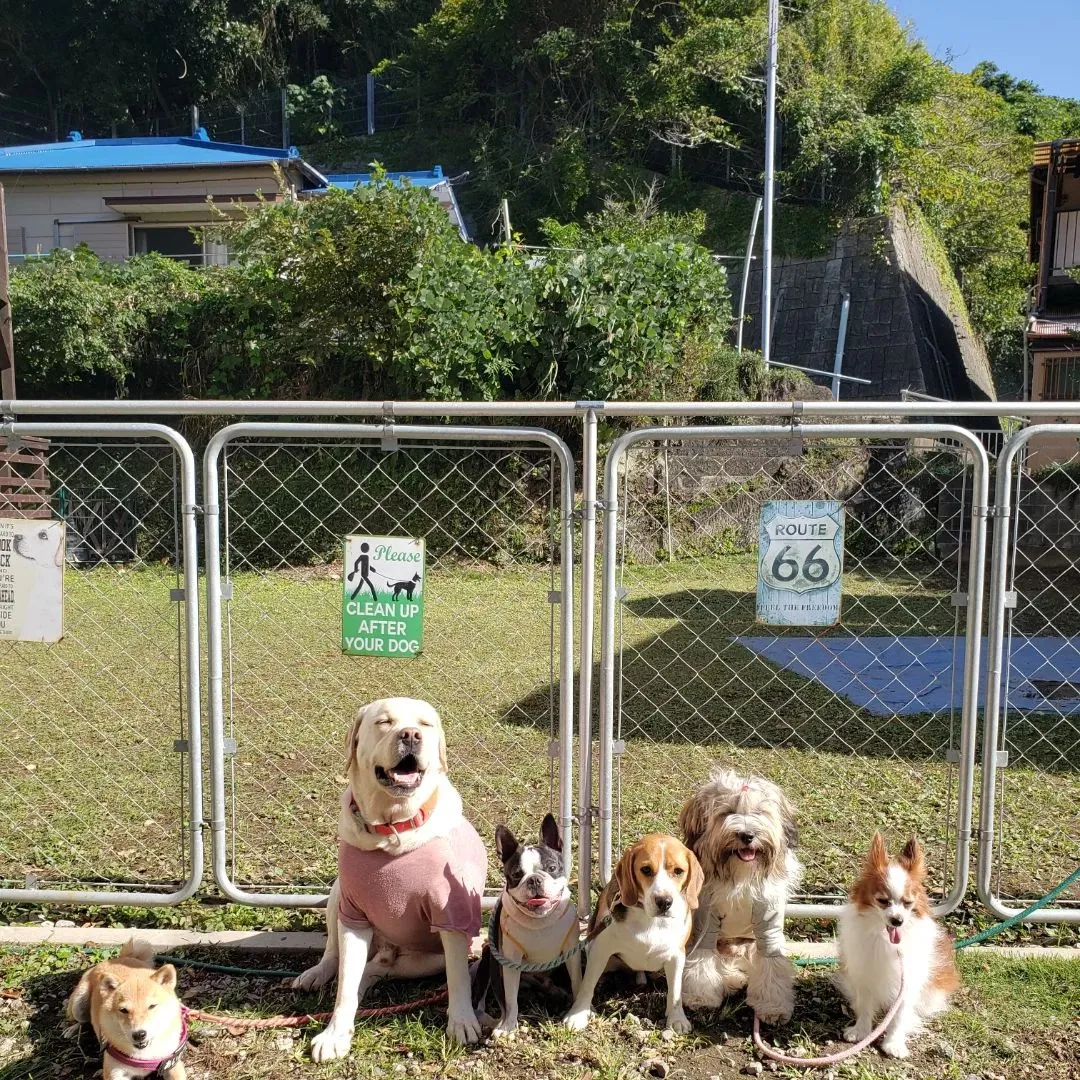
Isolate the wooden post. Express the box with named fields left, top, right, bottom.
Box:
left=0, top=183, right=13, bottom=401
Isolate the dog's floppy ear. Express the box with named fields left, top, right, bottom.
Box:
left=495, top=825, right=519, bottom=865
left=343, top=706, right=367, bottom=773
left=684, top=847, right=705, bottom=911
left=677, top=794, right=704, bottom=855
left=437, top=726, right=448, bottom=774
left=898, top=837, right=925, bottom=880
left=779, top=793, right=799, bottom=850
left=866, top=831, right=889, bottom=871
left=151, top=964, right=177, bottom=991
left=612, top=844, right=640, bottom=909
left=540, top=813, right=562, bottom=852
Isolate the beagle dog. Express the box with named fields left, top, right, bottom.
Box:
left=564, top=833, right=703, bottom=1034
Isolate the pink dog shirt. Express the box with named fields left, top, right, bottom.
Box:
left=337, top=819, right=487, bottom=952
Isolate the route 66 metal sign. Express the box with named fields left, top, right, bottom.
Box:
left=756, top=501, right=845, bottom=626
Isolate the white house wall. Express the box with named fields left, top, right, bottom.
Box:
left=2, top=167, right=288, bottom=260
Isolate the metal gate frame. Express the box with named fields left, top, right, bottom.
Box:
left=980, top=423, right=1080, bottom=923
left=595, top=424, right=990, bottom=918
left=0, top=422, right=204, bottom=906
left=203, top=422, right=577, bottom=907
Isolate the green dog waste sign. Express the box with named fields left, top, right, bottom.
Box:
left=342, top=535, right=425, bottom=657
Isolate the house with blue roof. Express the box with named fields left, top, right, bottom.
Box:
left=0, top=129, right=466, bottom=264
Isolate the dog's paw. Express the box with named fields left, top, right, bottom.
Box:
left=843, top=1023, right=868, bottom=1044
left=664, top=1009, right=692, bottom=1035
left=447, top=1010, right=482, bottom=1045
left=563, top=1008, right=591, bottom=1032
left=292, top=960, right=335, bottom=992
left=880, top=1037, right=910, bottom=1059
left=61, top=1021, right=81, bottom=1041
left=310, top=1023, right=353, bottom=1062
left=753, top=1006, right=793, bottom=1026
left=491, top=1019, right=518, bottom=1040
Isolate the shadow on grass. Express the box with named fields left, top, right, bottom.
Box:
left=510, top=583, right=1079, bottom=774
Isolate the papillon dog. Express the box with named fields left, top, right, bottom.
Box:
left=836, top=832, right=959, bottom=1058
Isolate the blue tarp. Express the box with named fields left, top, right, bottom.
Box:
left=735, top=635, right=1080, bottom=715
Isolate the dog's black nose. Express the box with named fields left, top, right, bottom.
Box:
left=654, top=894, right=673, bottom=914
left=399, top=728, right=422, bottom=749
left=131, top=1029, right=147, bottom=1044
left=889, top=916, right=904, bottom=927
left=738, top=831, right=755, bottom=846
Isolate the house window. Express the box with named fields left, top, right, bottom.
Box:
left=132, top=226, right=203, bottom=265
left=1042, top=355, right=1080, bottom=400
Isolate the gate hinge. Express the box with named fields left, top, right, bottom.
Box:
left=973, top=504, right=1007, bottom=520
left=785, top=402, right=805, bottom=453
left=381, top=401, right=398, bottom=451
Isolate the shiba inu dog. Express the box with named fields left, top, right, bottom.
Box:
left=65, top=939, right=188, bottom=1079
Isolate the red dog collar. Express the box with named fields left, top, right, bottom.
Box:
left=104, top=1006, right=188, bottom=1076
left=349, top=788, right=439, bottom=835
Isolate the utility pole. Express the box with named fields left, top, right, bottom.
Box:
left=760, top=0, right=779, bottom=365
left=0, top=185, right=14, bottom=400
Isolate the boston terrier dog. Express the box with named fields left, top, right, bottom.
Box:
left=477, top=814, right=582, bottom=1037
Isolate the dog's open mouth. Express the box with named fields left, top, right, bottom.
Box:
left=375, top=754, right=424, bottom=790
left=735, top=847, right=758, bottom=862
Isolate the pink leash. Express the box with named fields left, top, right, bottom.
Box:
left=752, top=968, right=905, bottom=1069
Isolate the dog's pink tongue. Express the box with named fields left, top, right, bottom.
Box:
left=888, top=927, right=902, bottom=945
left=737, top=849, right=757, bottom=862
left=526, top=898, right=552, bottom=909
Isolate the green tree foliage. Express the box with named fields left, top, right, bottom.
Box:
left=10, top=248, right=208, bottom=397
left=11, top=183, right=738, bottom=405
left=972, top=62, right=1080, bottom=141
left=5, top=0, right=1080, bottom=394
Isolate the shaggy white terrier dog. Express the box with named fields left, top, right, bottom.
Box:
left=678, top=768, right=802, bottom=1023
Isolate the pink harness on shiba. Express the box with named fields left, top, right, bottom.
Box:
left=102, top=1006, right=189, bottom=1076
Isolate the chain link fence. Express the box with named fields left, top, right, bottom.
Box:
left=596, top=423, right=988, bottom=914
left=2, top=403, right=1079, bottom=920
left=981, top=424, right=1080, bottom=922
left=0, top=426, right=202, bottom=904
left=203, top=424, right=575, bottom=904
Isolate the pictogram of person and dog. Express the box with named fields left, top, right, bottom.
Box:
left=347, top=542, right=422, bottom=602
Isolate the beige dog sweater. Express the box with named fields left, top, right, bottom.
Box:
left=337, top=819, right=487, bottom=951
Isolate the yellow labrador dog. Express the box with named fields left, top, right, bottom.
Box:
left=294, top=697, right=488, bottom=1061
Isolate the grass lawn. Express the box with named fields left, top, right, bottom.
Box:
left=2, top=555, right=1077, bottom=922
left=0, top=944, right=1077, bottom=1079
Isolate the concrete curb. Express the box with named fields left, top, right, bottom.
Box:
left=0, top=926, right=1075, bottom=961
